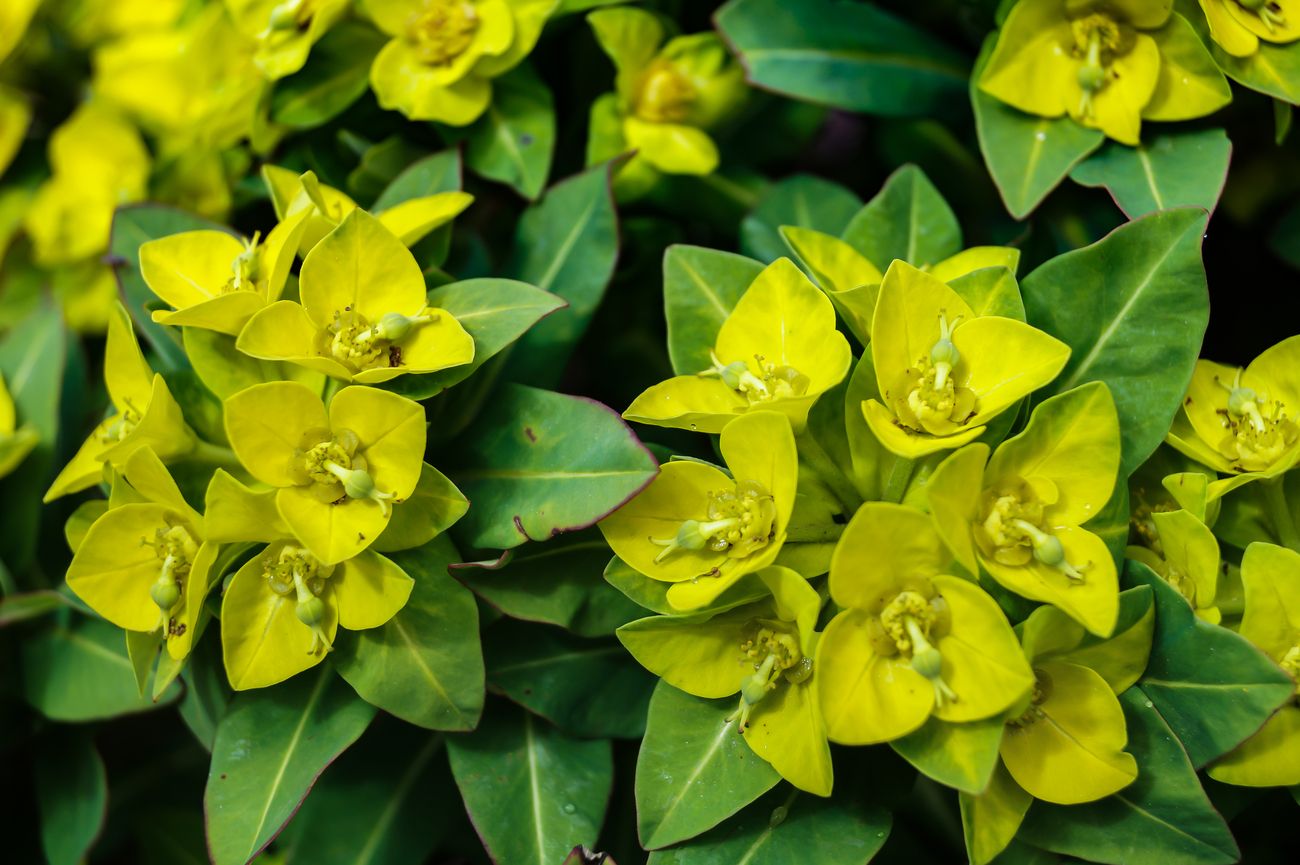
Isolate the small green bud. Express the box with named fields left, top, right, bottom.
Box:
left=151, top=579, right=181, bottom=611
left=1077, top=62, right=1106, bottom=92
left=911, top=646, right=944, bottom=680
left=296, top=595, right=326, bottom=627
left=1031, top=533, right=1066, bottom=567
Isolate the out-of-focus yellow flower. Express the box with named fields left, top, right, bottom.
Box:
left=365, top=0, right=558, bottom=124
left=0, top=370, right=38, bottom=479
left=0, top=0, right=42, bottom=63
left=226, top=0, right=350, bottom=79
left=1199, top=0, right=1300, bottom=57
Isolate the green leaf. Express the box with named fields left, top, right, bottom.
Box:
left=205, top=664, right=376, bottom=865
left=603, top=556, right=770, bottom=617
left=1070, top=129, right=1232, bottom=220
left=372, top=149, right=463, bottom=210
left=446, top=705, right=613, bottom=865
left=334, top=538, right=485, bottom=731
left=22, top=616, right=179, bottom=721
left=278, top=721, right=451, bottom=865
left=715, top=0, right=969, bottom=117
left=110, top=205, right=230, bottom=368
left=663, top=244, right=764, bottom=376
left=385, top=278, right=566, bottom=400
left=891, top=715, right=1004, bottom=795
left=270, top=22, right=388, bottom=129
left=346, top=136, right=428, bottom=203
left=1022, top=208, right=1210, bottom=477
left=970, top=37, right=1103, bottom=220
left=647, top=785, right=891, bottom=864
left=1126, top=561, right=1294, bottom=768
left=34, top=729, right=107, bottom=865
left=1213, top=37, right=1300, bottom=104
left=1020, top=688, right=1239, bottom=865
left=0, top=590, right=71, bottom=626
left=739, top=174, right=862, bottom=263
left=449, top=384, right=657, bottom=549
left=636, top=681, right=781, bottom=849
left=461, top=62, right=555, bottom=200
left=179, top=635, right=232, bottom=751
left=842, top=164, right=961, bottom=269
left=501, top=162, right=620, bottom=387
left=453, top=530, right=644, bottom=636
left=485, top=619, right=655, bottom=738
left=948, top=267, right=1025, bottom=321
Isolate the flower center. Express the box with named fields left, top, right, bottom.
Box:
left=1213, top=371, right=1298, bottom=472
left=634, top=60, right=697, bottom=123
left=703, top=350, right=810, bottom=405
left=887, top=313, right=977, bottom=435
left=726, top=619, right=811, bottom=731
left=1007, top=667, right=1052, bottom=729
left=143, top=521, right=200, bottom=632
left=99, top=403, right=142, bottom=444
left=976, top=480, right=1089, bottom=582
left=1069, top=12, right=1133, bottom=118
left=1237, top=0, right=1287, bottom=31
left=649, top=479, right=777, bottom=562
left=408, top=0, right=480, bottom=65
left=223, top=233, right=262, bottom=294
left=291, top=428, right=396, bottom=514
left=264, top=544, right=336, bottom=654
left=872, top=587, right=957, bottom=707
left=323, top=308, right=437, bottom=373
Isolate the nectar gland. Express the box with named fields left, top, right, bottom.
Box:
left=292, top=427, right=396, bottom=514
left=650, top=480, right=776, bottom=563
left=408, top=0, right=480, bottom=66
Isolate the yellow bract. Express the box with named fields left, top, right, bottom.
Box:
left=223, top=380, right=427, bottom=565
left=1209, top=542, right=1300, bottom=787
left=599, top=410, right=798, bottom=611
left=0, top=371, right=38, bottom=479
left=1126, top=509, right=1221, bottom=623
left=625, top=258, right=851, bottom=434
left=45, top=305, right=195, bottom=502
left=65, top=449, right=213, bottom=661
left=0, top=0, right=41, bottom=64
left=979, top=0, right=1231, bottom=145
left=366, top=0, right=557, bottom=125
left=817, top=503, right=1033, bottom=745
left=226, top=0, right=350, bottom=80
left=929, top=382, right=1123, bottom=636
left=1199, top=0, right=1300, bottom=57
left=221, top=537, right=414, bottom=690
left=864, top=261, right=1069, bottom=458
left=140, top=211, right=309, bottom=335
left=618, top=566, right=832, bottom=795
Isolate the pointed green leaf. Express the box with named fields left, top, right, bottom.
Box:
left=447, top=706, right=613, bottom=865
left=372, top=149, right=464, bottom=210
left=891, top=715, right=1004, bottom=795
left=664, top=244, right=765, bottom=376
left=449, top=385, right=657, bottom=549
left=1126, top=561, right=1294, bottom=767
left=334, top=538, right=485, bottom=731
left=1070, top=130, right=1232, bottom=220
left=205, top=664, right=376, bottom=865
left=716, top=0, right=969, bottom=117
left=1213, top=37, right=1300, bottom=104
left=1020, top=688, right=1239, bottom=865
left=270, top=22, right=388, bottom=129
left=739, top=174, right=861, bottom=263
left=1023, top=208, right=1210, bottom=476
left=636, top=680, right=781, bottom=849
left=461, top=62, right=555, bottom=200
left=34, top=730, right=107, bottom=865
left=842, top=164, right=961, bottom=269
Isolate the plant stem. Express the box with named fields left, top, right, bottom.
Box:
left=883, top=456, right=915, bottom=504
left=186, top=438, right=241, bottom=471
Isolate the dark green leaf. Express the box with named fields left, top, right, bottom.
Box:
left=270, top=22, right=388, bottom=129
left=716, top=0, right=969, bottom=117
left=372, top=149, right=463, bottom=211
left=335, top=538, right=485, bottom=731
left=739, top=174, right=861, bottom=263
left=1070, top=129, right=1232, bottom=220
left=447, top=705, right=613, bottom=865
left=1020, top=689, right=1239, bottom=865
left=462, top=62, right=555, bottom=200
left=205, top=664, right=375, bottom=865
left=449, top=385, right=657, bottom=549
left=637, top=681, right=781, bottom=849
left=34, top=729, right=107, bottom=865
left=663, top=244, right=764, bottom=376
left=891, top=715, right=1003, bottom=795
left=485, top=619, right=654, bottom=738
left=1023, top=208, right=1210, bottom=476
left=842, top=164, right=961, bottom=269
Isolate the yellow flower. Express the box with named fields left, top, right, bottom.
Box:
left=1200, top=0, right=1300, bottom=57
left=45, top=304, right=195, bottom=502
left=23, top=101, right=150, bottom=266
left=1209, top=542, right=1300, bottom=787
left=0, top=0, right=40, bottom=63
left=261, top=165, right=474, bottom=254
left=236, top=209, right=475, bottom=383
left=618, top=566, right=833, bottom=795
left=929, top=382, right=1123, bottom=636
left=1126, top=509, right=1221, bottom=623
left=55, top=0, right=189, bottom=46
left=1167, top=337, right=1300, bottom=489
left=223, top=380, right=427, bottom=565
left=599, top=411, right=798, bottom=611
left=587, top=6, right=745, bottom=184
left=366, top=0, right=557, bottom=124
left=817, top=503, right=1033, bottom=744
left=979, top=0, right=1231, bottom=145
left=864, top=261, right=1070, bottom=458
left=221, top=536, right=414, bottom=690
left=226, top=0, right=350, bottom=79
left=65, top=448, right=214, bottom=661
left=0, top=370, right=38, bottom=479
left=623, top=258, right=852, bottom=434
left=139, top=211, right=310, bottom=335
